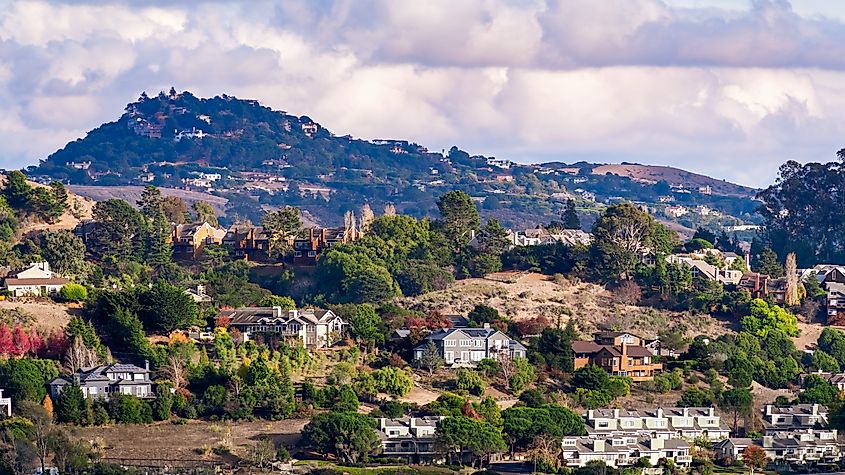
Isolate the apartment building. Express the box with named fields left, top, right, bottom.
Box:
left=561, top=436, right=692, bottom=469
left=716, top=429, right=842, bottom=466
left=762, top=404, right=828, bottom=435
left=377, top=416, right=446, bottom=464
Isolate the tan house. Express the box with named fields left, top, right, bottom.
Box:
left=572, top=332, right=662, bottom=381
left=171, top=222, right=226, bottom=260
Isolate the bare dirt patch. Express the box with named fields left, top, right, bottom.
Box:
left=71, top=419, right=308, bottom=463
left=404, top=272, right=730, bottom=340
left=0, top=300, right=76, bottom=331
left=69, top=185, right=228, bottom=215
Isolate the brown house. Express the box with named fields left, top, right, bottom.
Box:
left=572, top=332, right=663, bottom=382
left=172, top=222, right=226, bottom=260
left=291, top=226, right=359, bottom=265
left=222, top=226, right=271, bottom=261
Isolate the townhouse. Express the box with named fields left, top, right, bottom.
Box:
left=377, top=416, right=447, bottom=464
left=222, top=307, right=345, bottom=349
left=561, top=436, right=692, bottom=469
left=171, top=221, right=226, bottom=260
left=222, top=226, right=271, bottom=261
left=715, top=430, right=842, bottom=466
left=584, top=407, right=730, bottom=441
left=761, top=404, right=827, bottom=434
left=571, top=332, right=663, bottom=382
left=412, top=325, right=526, bottom=367
left=292, top=226, right=359, bottom=265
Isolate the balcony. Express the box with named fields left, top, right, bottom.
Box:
left=675, top=455, right=693, bottom=464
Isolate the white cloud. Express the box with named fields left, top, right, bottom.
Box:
left=2, top=0, right=845, bottom=187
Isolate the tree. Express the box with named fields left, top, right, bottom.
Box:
left=161, top=196, right=187, bottom=224
left=785, top=252, right=799, bottom=306
left=436, top=191, right=480, bottom=249
left=3, top=171, right=32, bottom=209
left=191, top=201, right=218, bottom=227
left=38, top=230, right=87, bottom=277
left=56, top=384, right=85, bottom=424
left=719, top=388, right=752, bottom=434
left=562, top=200, right=580, bottom=229
left=137, top=186, right=171, bottom=266
left=301, top=412, right=381, bottom=463
left=333, top=385, right=360, bottom=412
left=261, top=206, right=302, bottom=258
left=455, top=369, right=486, bottom=396
left=59, top=284, right=88, bottom=303
left=18, top=401, right=53, bottom=474
left=740, top=299, right=799, bottom=337
left=436, top=416, right=506, bottom=467
left=756, top=247, right=784, bottom=278
left=138, top=282, right=199, bottom=332
left=742, top=444, right=769, bottom=474
left=373, top=367, right=413, bottom=398
left=0, top=358, right=54, bottom=404
left=572, top=364, right=610, bottom=391
left=383, top=203, right=396, bottom=216
left=417, top=341, right=445, bottom=375
left=360, top=203, right=375, bottom=231
left=245, top=436, right=276, bottom=470
left=349, top=304, right=384, bottom=353
left=90, top=199, right=145, bottom=261
left=591, top=203, right=674, bottom=281
left=467, top=219, right=510, bottom=276
left=152, top=384, right=173, bottom=421
left=798, top=374, right=839, bottom=405
left=258, top=295, right=295, bottom=309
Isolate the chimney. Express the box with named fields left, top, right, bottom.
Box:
left=813, top=404, right=819, bottom=415
left=145, top=360, right=150, bottom=371
left=657, top=407, right=664, bottom=418
left=410, top=418, right=417, bottom=429
left=763, top=436, right=773, bottom=448
left=613, top=408, right=620, bottom=418
left=483, top=323, right=490, bottom=329
left=587, top=410, right=594, bottom=420
left=683, top=407, right=689, bottom=417
left=593, top=439, right=605, bottom=452
left=709, top=407, right=715, bottom=417
left=650, top=438, right=664, bottom=450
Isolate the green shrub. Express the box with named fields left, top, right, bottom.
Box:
left=59, top=283, right=88, bottom=302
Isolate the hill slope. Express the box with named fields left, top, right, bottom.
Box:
left=30, top=89, right=761, bottom=228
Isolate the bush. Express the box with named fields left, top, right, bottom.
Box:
left=59, top=283, right=88, bottom=302
left=455, top=369, right=486, bottom=396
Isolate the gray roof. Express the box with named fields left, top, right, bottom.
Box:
left=49, top=363, right=149, bottom=386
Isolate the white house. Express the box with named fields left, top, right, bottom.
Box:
left=223, top=307, right=345, bottom=349
left=2, top=262, right=69, bottom=297
left=561, top=436, right=692, bottom=469
left=585, top=407, right=730, bottom=441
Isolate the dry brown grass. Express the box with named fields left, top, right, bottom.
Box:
left=403, top=272, right=730, bottom=340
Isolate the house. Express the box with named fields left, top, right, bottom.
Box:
left=48, top=363, right=152, bottom=401
left=664, top=205, right=688, bottom=218
left=738, top=272, right=771, bottom=299
left=292, top=226, right=358, bottom=265
left=412, top=326, right=526, bottom=367
left=665, top=255, right=743, bottom=286
left=2, top=262, right=69, bottom=297
left=802, top=370, right=845, bottom=392
left=584, top=407, right=730, bottom=441
left=171, top=222, right=226, bottom=260
left=826, top=282, right=845, bottom=325
left=222, top=226, right=271, bottom=261
left=561, top=436, right=692, bottom=469
left=571, top=332, right=663, bottom=382
left=223, top=307, right=345, bottom=349
left=799, top=265, right=845, bottom=286
left=762, top=404, right=827, bottom=434
left=499, top=227, right=592, bottom=248
left=715, top=430, right=842, bottom=465
left=377, top=416, right=449, bottom=464
left=184, top=285, right=212, bottom=304
left=0, top=389, right=11, bottom=417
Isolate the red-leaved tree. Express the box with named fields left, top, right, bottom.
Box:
left=11, top=325, right=30, bottom=356
left=0, top=324, right=14, bottom=355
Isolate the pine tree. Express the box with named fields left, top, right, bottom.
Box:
left=562, top=200, right=580, bottom=229
left=56, top=384, right=85, bottom=424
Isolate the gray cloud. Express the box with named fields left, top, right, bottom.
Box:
left=1, top=0, right=845, bottom=187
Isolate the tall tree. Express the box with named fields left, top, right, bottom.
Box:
left=2, top=171, right=32, bottom=210
left=137, top=186, right=171, bottom=266
left=191, top=201, right=218, bottom=227
left=261, top=206, right=302, bottom=258
left=37, top=230, right=87, bottom=277
left=359, top=203, right=375, bottom=231
left=591, top=203, right=675, bottom=281
left=161, top=196, right=188, bottom=224
left=562, top=199, right=580, bottom=229
left=436, top=190, right=480, bottom=249
left=90, top=199, right=145, bottom=261
left=756, top=247, right=784, bottom=278
left=785, top=252, right=799, bottom=306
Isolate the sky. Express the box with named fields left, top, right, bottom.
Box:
left=3, top=1, right=845, bottom=187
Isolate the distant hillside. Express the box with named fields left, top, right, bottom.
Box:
left=68, top=185, right=228, bottom=215
left=0, top=174, right=94, bottom=237
left=591, top=163, right=757, bottom=197
left=30, top=89, right=762, bottom=230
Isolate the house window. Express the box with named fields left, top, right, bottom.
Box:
left=294, top=251, right=302, bottom=257
left=444, top=340, right=456, bottom=347
left=308, top=251, right=316, bottom=257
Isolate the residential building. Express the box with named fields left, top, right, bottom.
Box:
left=292, top=226, right=359, bottom=265
left=0, top=389, right=10, bottom=417
left=490, top=227, right=592, bottom=248
left=222, top=307, right=345, bottom=349
left=571, top=332, right=663, bottom=382
left=584, top=407, right=730, bottom=441
left=184, top=285, right=212, bottom=304
left=664, top=205, right=688, bottom=218
left=762, top=404, right=827, bottom=434
left=666, top=254, right=743, bottom=286
left=412, top=326, right=526, bottom=367
left=826, top=282, right=845, bottom=325
left=2, top=262, right=69, bottom=297
left=715, top=429, right=842, bottom=465
left=48, top=363, right=152, bottom=401
left=799, top=265, right=845, bottom=286
left=222, top=226, right=271, bottom=261
left=802, top=370, right=845, bottom=392
left=171, top=222, right=226, bottom=260
left=377, top=416, right=448, bottom=464
left=738, top=272, right=771, bottom=299
left=561, top=436, right=692, bottom=469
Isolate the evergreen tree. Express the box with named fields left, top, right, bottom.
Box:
left=562, top=200, right=580, bottom=229
left=56, top=384, right=85, bottom=424
left=756, top=247, right=784, bottom=278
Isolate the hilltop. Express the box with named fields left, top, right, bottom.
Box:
left=31, top=89, right=761, bottom=229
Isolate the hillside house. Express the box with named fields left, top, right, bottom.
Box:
left=412, top=326, right=526, bottom=367
left=171, top=222, right=226, bottom=260
left=222, top=226, right=271, bottom=261
left=292, top=226, right=359, bottom=265
left=666, top=255, right=743, bottom=285
left=762, top=404, right=827, bottom=434
left=48, top=363, right=152, bottom=401
left=715, top=430, right=842, bottom=466
left=571, top=332, right=663, bottom=381
left=377, top=416, right=450, bottom=464
left=223, top=307, right=345, bottom=349
left=0, top=390, right=10, bottom=417
left=2, top=262, right=69, bottom=297
left=827, top=283, right=845, bottom=325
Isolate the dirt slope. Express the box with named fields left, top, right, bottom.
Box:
left=592, top=163, right=757, bottom=197
left=69, top=185, right=228, bottom=214
left=404, top=272, right=729, bottom=339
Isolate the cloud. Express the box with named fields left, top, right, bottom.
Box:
left=1, top=0, right=845, bottom=187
